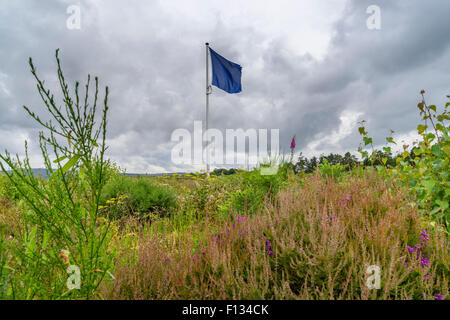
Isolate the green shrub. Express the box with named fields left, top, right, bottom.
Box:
left=0, top=49, right=112, bottom=299
left=357, top=91, right=449, bottom=233
left=317, top=159, right=346, bottom=181
left=218, top=166, right=287, bottom=218
left=101, top=176, right=177, bottom=218
left=0, top=174, right=21, bottom=201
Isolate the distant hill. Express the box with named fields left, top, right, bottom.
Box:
left=7, top=168, right=187, bottom=179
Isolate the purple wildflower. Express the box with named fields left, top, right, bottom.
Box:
left=239, top=231, right=245, bottom=236
left=434, top=293, right=445, bottom=300
left=420, top=230, right=429, bottom=240
left=290, top=136, right=296, bottom=149
left=407, top=246, right=415, bottom=253
left=267, top=250, right=274, bottom=256
left=420, top=257, right=429, bottom=267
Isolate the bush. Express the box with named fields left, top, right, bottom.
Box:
left=358, top=91, right=449, bottom=234
left=101, top=176, right=177, bottom=218
left=317, top=159, right=347, bottom=181
left=0, top=174, right=21, bottom=201
left=218, top=166, right=287, bottom=218
left=0, top=50, right=112, bottom=299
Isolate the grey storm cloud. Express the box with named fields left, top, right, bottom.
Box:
left=0, top=0, right=449, bottom=173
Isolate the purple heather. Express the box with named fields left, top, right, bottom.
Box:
left=434, top=293, right=445, bottom=300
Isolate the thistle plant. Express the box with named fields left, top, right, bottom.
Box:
left=0, top=49, right=113, bottom=299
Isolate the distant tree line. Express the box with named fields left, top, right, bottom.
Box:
left=294, top=152, right=359, bottom=173
left=293, top=148, right=421, bottom=174
left=210, top=147, right=422, bottom=176
left=212, top=168, right=238, bottom=176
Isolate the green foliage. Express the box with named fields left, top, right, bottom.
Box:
left=0, top=175, right=21, bottom=201
left=101, top=176, right=177, bottom=219
left=218, top=166, right=287, bottom=218
left=294, top=152, right=358, bottom=174
left=0, top=49, right=113, bottom=299
left=357, top=91, right=450, bottom=233
left=212, top=168, right=237, bottom=175
left=317, top=159, right=346, bottom=181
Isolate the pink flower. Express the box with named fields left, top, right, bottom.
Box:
left=290, top=135, right=296, bottom=149
left=434, top=293, right=445, bottom=300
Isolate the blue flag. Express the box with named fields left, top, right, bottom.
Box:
left=209, top=48, right=242, bottom=94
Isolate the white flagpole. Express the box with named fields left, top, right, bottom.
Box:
left=205, top=42, right=211, bottom=175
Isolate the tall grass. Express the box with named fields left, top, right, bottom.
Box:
left=101, top=172, right=449, bottom=300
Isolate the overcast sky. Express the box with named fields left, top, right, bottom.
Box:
left=1, top=0, right=449, bottom=173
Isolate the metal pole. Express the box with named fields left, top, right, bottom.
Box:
left=205, top=42, right=210, bottom=174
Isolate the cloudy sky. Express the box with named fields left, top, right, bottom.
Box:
left=1, top=0, right=449, bottom=173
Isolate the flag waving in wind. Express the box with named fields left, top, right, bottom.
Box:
left=209, top=48, right=242, bottom=94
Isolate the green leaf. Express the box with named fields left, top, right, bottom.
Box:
left=425, top=133, right=435, bottom=142
left=429, top=105, right=436, bottom=112
left=358, top=127, right=367, bottom=136
left=363, top=137, right=373, bottom=146
left=25, top=226, right=38, bottom=257
left=436, top=123, right=445, bottom=132
left=42, top=230, right=50, bottom=250
left=442, top=145, right=450, bottom=157
left=62, top=154, right=80, bottom=173
left=421, top=180, right=435, bottom=193
left=386, top=137, right=396, bottom=144
left=53, top=155, right=67, bottom=163
left=417, top=124, right=427, bottom=134
left=431, top=145, right=443, bottom=157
